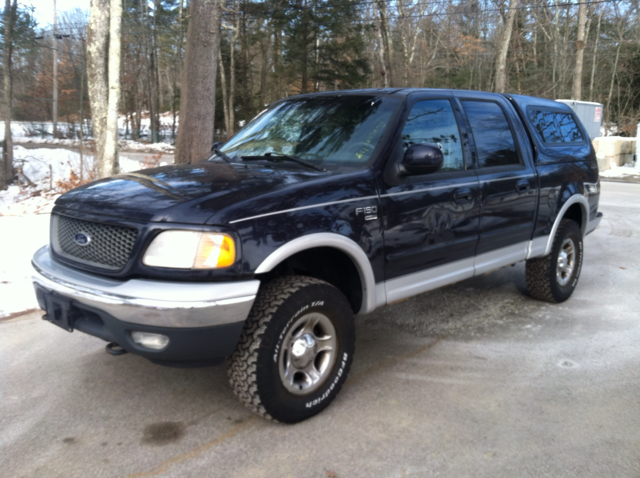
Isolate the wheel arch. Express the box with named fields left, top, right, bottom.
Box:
left=254, top=233, right=379, bottom=315
left=543, top=194, right=589, bottom=256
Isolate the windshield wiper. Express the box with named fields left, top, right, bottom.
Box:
left=211, top=148, right=233, bottom=164
left=241, top=153, right=326, bottom=172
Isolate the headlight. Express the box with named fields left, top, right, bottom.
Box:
left=142, top=231, right=236, bottom=269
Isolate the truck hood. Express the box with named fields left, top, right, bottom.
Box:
left=53, top=161, right=339, bottom=224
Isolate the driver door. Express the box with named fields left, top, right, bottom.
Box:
left=379, top=95, right=480, bottom=303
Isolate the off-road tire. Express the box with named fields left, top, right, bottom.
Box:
left=526, top=219, right=583, bottom=303
left=227, top=275, right=355, bottom=423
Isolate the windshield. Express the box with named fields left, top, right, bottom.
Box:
left=219, top=95, right=399, bottom=170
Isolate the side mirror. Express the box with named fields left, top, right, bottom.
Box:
left=400, top=143, right=444, bottom=176
left=211, top=141, right=224, bottom=152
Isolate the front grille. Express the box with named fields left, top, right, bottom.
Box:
left=52, top=214, right=138, bottom=270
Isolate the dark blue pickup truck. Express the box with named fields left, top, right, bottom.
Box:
left=32, top=89, right=602, bottom=423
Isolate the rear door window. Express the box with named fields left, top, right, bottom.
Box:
left=461, top=100, right=521, bottom=168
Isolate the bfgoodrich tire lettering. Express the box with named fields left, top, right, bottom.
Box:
left=227, top=275, right=355, bottom=423
left=526, top=219, right=583, bottom=303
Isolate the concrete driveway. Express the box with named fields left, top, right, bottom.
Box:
left=1, top=181, right=639, bottom=478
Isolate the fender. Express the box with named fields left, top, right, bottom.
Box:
left=528, top=194, right=589, bottom=259
left=254, top=232, right=380, bottom=314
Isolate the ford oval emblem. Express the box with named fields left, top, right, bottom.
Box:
left=74, top=232, right=91, bottom=246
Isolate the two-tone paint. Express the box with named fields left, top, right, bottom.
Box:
left=35, top=88, right=601, bottom=362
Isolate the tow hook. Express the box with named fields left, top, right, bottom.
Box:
left=106, top=342, right=128, bottom=356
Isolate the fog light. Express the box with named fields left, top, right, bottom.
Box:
left=131, top=331, right=170, bottom=350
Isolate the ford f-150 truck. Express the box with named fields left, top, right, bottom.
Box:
left=32, top=89, right=602, bottom=423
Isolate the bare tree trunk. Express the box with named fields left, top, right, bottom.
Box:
left=143, top=0, right=161, bottom=143
left=533, top=14, right=537, bottom=67
left=87, top=0, right=121, bottom=178
left=171, top=0, right=185, bottom=141
left=273, top=27, right=284, bottom=98
left=300, top=0, right=309, bottom=94
left=175, top=0, right=223, bottom=164
left=494, top=0, right=518, bottom=93
left=53, top=0, right=58, bottom=139
left=103, top=0, right=122, bottom=175
left=229, top=1, right=239, bottom=136
left=397, top=0, right=410, bottom=87
left=376, top=0, right=393, bottom=87
left=79, top=47, right=86, bottom=180
left=152, top=0, right=161, bottom=142
left=259, top=20, right=269, bottom=106
left=375, top=20, right=388, bottom=88
left=605, top=40, right=622, bottom=121
left=397, top=0, right=428, bottom=87
left=408, top=2, right=427, bottom=68
left=589, top=3, right=604, bottom=102
left=571, top=0, right=588, bottom=100
left=87, top=0, right=109, bottom=177
left=218, top=46, right=230, bottom=138
left=552, top=0, right=560, bottom=96
left=1, top=0, right=16, bottom=190
left=560, top=5, right=571, bottom=98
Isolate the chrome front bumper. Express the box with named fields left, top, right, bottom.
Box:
left=32, top=246, right=260, bottom=329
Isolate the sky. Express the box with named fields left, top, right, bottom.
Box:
left=26, top=0, right=90, bottom=28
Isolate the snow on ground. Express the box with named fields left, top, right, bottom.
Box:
left=0, top=118, right=179, bottom=150
left=0, top=145, right=170, bottom=318
left=0, top=121, right=34, bottom=138
left=13, top=137, right=176, bottom=153
left=0, top=119, right=177, bottom=153
left=600, top=163, right=640, bottom=179
left=0, top=215, right=50, bottom=318
left=117, top=139, right=175, bottom=153
left=0, top=146, right=168, bottom=217
left=118, top=110, right=178, bottom=129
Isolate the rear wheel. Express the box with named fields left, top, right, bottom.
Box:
left=526, top=219, right=583, bottom=303
left=228, top=275, right=355, bottom=423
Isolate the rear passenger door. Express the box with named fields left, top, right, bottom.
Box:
left=455, top=93, right=538, bottom=273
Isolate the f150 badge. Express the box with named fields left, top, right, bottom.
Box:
left=355, top=206, right=378, bottom=221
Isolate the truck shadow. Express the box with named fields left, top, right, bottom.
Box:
left=363, top=262, right=542, bottom=339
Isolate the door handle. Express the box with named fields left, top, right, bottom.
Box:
left=516, top=179, right=530, bottom=194
left=453, top=188, right=473, bottom=204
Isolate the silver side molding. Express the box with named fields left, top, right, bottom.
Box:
left=384, top=242, right=529, bottom=304
left=527, top=236, right=549, bottom=259
left=385, top=258, right=475, bottom=304
left=474, top=242, right=528, bottom=275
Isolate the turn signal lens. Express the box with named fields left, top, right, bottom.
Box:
left=194, top=233, right=236, bottom=269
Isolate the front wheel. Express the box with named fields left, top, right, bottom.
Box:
left=526, top=219, right=584, bottom=303
left=228, top=276, right=355, bottom=423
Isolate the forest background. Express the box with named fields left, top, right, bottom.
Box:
left=1, top=0, right=639, bottom=162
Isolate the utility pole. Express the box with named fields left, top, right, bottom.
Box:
left=52, top=0, right=58, bottom=139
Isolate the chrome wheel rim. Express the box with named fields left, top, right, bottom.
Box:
left=278, top=312, right=337, bottom=396
left=556, top=238, right=576, bottom=286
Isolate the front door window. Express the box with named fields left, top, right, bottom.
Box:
left=401, top=99, right=465, bottom=172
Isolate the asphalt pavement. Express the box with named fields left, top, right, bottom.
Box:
left=1, top=181, right=639, bottom=478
